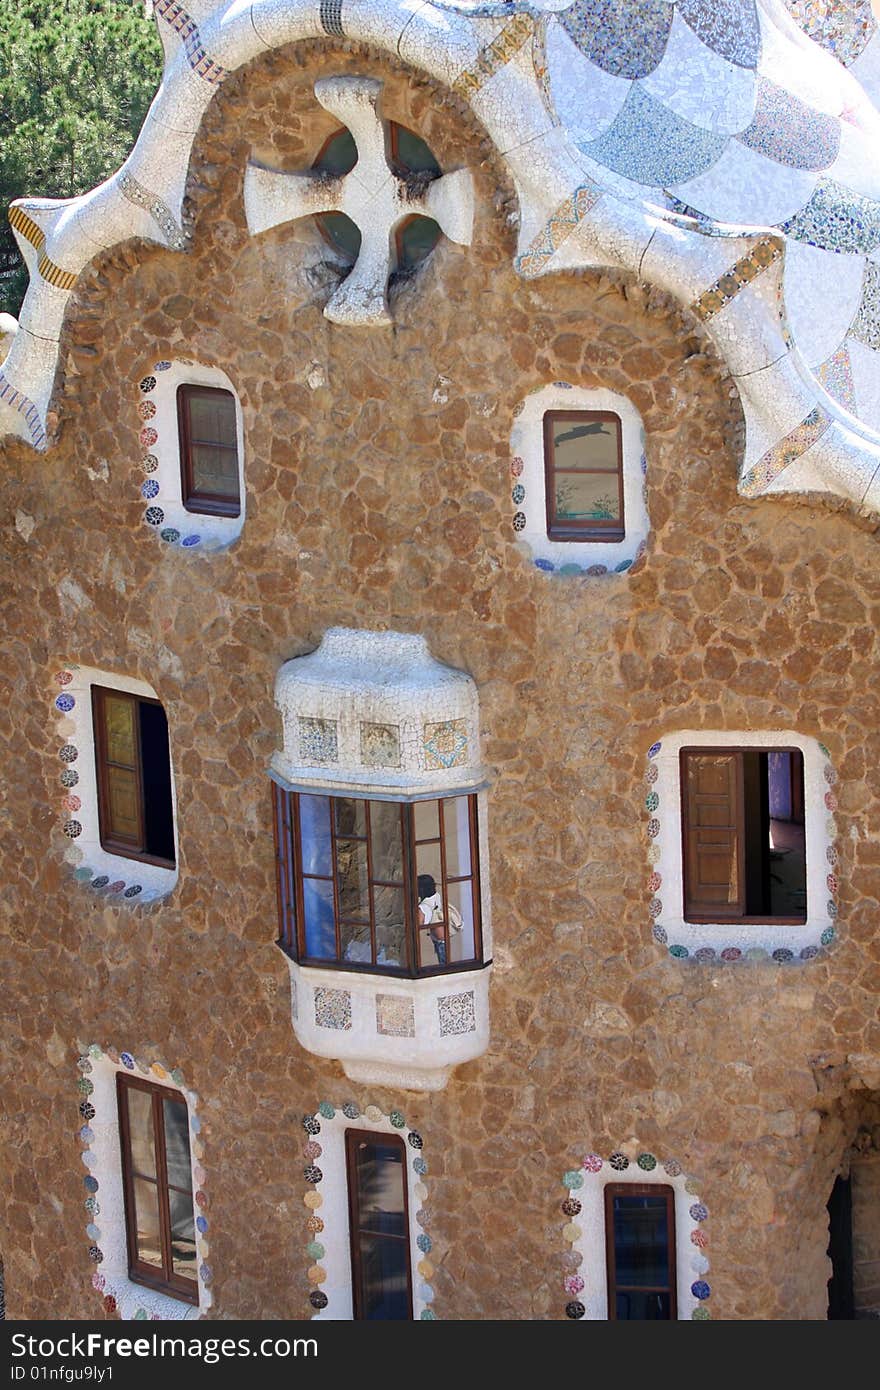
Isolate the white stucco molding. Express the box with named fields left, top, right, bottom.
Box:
left=644, top=729, right=838, bottom=964
left=50, top=664, right=179, bottom=904
left=4, top=1, right=880, bottom=523
left=77, top=1044, right=211, bottom=1321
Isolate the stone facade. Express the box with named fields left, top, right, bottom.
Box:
left=3, top=34, right=880, bottom=1322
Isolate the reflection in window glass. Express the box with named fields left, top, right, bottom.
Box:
left=605, top=1185, right=675, bottom=1321
left=346, top=1131, right=411, bottom=1320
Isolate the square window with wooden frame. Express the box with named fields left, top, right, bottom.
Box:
left=680, top=747, right=806, bottom=924
left=345, top=1129, right=413, bottom=1320
left=543, top=410, right=624, bottom=541
left=272, top=785, right=483, bottom=977
left=604, top=1183, right=676, bottom=1321
left=177, top=384, right=241, bottom=517
left=116, top=1074, right=198, bottom=1305
left=92, top=686, right=175, bottom=868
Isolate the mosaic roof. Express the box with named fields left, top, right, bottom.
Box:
left=4, top=0, right=880, bottom=514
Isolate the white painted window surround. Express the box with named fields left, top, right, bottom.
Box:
left=79, top=1048, right=210, bottom=1321
left=562, top=1159, right=711, bottom=1321
left=510, top=383, right=649, bottom=575
left=304, top=1105, right=434, bottom=1321
left=647, top=730, right=837, bottom=962
left=51, top=664, right=179, bottom=903
left=136, top=359, right=245, bottom=550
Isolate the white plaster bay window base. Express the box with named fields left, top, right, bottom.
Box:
left=77, top=1046, right=210, bottom=1321
left=510, top=384, right=649, bottom=577
left=285, top=958, right=490, bottom=1091
left=135, top=358, right=245, bottom=551
left=51, top=665, right=179, bottom=903
left=646, top=730, right=837, bottom=963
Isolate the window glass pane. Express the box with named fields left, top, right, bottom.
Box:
left=337, top=840, right=370, bottom=920
left=302, top=877, right=335, bottom=958
left=553, top=471, right=621, bottom=524
left=104, top=694, right=137, bottom=765
left=612, top=1193, right=671, bottom=1287
left=340, top=920, right=372, bottom=965
left=352, top=1139, right=407, bottom=1236
left=132, top=1177, right=163, bottom=1270
left=373, top=886, right=406, bottom=968
left=190, top=444, right=239, bottom=500
left=369, top=801, right=404, bottom=882
left=413, top=800, right=439, bottom=841
left=358, top=1235, right=410, bottom=1320
left=299, top=795, right=331, bottom=876
left=169, top=1201, right=198, bottom=1283
left=392, top=125, right=440, bottom=175
left=139, top=702, right=175, bottom=864
left=398, top=216, right=441, bottom=270
left=162, top=1099, right=192, bottom=1192
left=615, top=1290, right=672, bottom=1320
left=335, top=798, right=366, bottom=838
left=416, top=843, right=442, bottom=889
left=317, top=127, right=357, bottom=174
left=446, top=879, right=476, bottom=965
left=126, top=1087, right=157, bottom=1179
left=549, top=415, right=620, bottom=471
left=188, top=392, right=237, bottom=448
left=107, top=765, right=140, bottom=841
left=442, top=797, right=471, bottom=877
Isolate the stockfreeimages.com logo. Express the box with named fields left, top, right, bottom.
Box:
left=11, top=1333, right=317, bottom=1371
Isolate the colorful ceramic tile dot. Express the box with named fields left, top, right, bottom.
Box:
left=692, top=1306, right=711, bottom=1320
left=304, top=1141, right=322, bottom=1161
left=691, top=1280, right=711, bottom=1300
left=142, top=480, right=160, bottom=500
left=564, top=1275, right=585, bottom=1296
left=61, top=768, right=79, bottom=788
left=160, top=528, right=180, bottom=544
left=342, top=1101, right=359, bottom=1119
left=562, top=1170, right=584, bottom=1190
left=690, top=1228, right=708, bottom=1249
left=88, top=1246, right=103, bottom=1262
left=306, top=1242, right=325, bottom=1261
left=144, top=506, right=164, bottom=526
left=304, top=1192, right=323, bottom=1210
left=647, top=741, right=661, bottom=758
left=317, top=1101, right=335, bottom=1120
left=565, top=1301, right=585, bottom=1319
left=62, top=820, right=82, bottom=838
left=663, top=1158, right=682, bottom=1177
left=670, top=944, right=689, bottom=958
left=306, top=1216, right=324, bottom=1234
left=182, top=535, right=201, bottom=547
left=303, top=1165, right=323, bottom=1184
left=561, top=1197, right=582, bottom=1217
left=417, top=1234, right=432, bottom=1254
left=407, top=1131, right=423, bottom=1149
left=364, top=1105, right=383, bottom=1123
left=562, top=1222, right=582, bottom=1243
left=720, top=947, right=742, bottom=961
left=582, top=1154, right=603, bottom=1172
left=689, top=1203, right=709, bottom=1222
left=309, top=1290, right=328, bottom=1310
left=59, top=745, right=78, bottom=763
left=413, top=1157, right=428, bottom=1175
left=637, top=1153, right=657, bottom=1171
left=302, top=1115, right=321, bottom=1135
left=609, top=1152, right=629, bottom=1171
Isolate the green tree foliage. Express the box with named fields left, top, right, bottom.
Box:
left=0, top=0, right=162, bottom=316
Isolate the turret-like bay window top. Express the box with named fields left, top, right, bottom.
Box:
left=269, top=628, right=492, bottom=1092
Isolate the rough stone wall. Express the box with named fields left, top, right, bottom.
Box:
left=2, top=41, right=880, bottom=1321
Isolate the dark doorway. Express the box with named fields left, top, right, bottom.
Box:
left=827, top=1175, right=855, bottom=1319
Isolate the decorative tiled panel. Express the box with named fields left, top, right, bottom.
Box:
left=314, top=987, right=352, bottom=1031
left=299, top=717, right=339, bottom=766
left=301, top=1104, right=434, bottom=1320
left=376, top=993, right=415, bottom=1037
left=452, top=14, right=534, bottom=98
left=740, top=404, right=832, bottom=496
left=438, top=991, right=476, bottom=1037
left=77, top=1045, right=209, bottom=1321
left=558, top=1148, right=711, bottom=1320
left=423, top=719, right=468, bottom=771
left=154, top=0, right=229, bottom=85
left=784, top=0, right=876, bottom=67
left=360, top=722, right=401, bottom=769
left=691, top=237, right=782, bottom=323
left=851, top=262, right=880, bottom=352
left=515, top=184, right=603, bottom=281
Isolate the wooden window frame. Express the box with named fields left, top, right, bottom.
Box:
left=116, top=1073, right=198, bottom=1306
left=543, top=409, right=625, bottom=542
left=273, top=788, right=484, bottom=978
left=176, top=383, right=241, bottom=518
left=92, top=685, right=175, bottom=869
left=604, top=1182, right=676, bottom=1321
left=679, top=745, right=807, bottom=925
left=345, top=1129, right=413, bottom=1321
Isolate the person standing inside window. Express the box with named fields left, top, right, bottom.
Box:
left=417, top=873, right=446, bottom=966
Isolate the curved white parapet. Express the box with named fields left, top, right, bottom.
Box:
left=284, top=958, right=491, bottom=1090
left=5, top=1, right=880, bottom=521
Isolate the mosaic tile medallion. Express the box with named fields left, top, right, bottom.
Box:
left=299, top=717, right=339, bottom=766
left=437, top=990, right=476, bottom=1037
left=313, top=987, right=352, bottom=1031
left=376, top=993, right=415, bottom=1038
left=423, top=719, right=468, bottom=771
left=360, top=721, right=401, bottom=769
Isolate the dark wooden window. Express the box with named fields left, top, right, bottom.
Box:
left=92, top=686, right=175, bottom=868
left=116, top=1074, right=198, bottom=1305
left=605, top=1183, right=676, bottom=1321
left=176, top=384, right=240, bottom=517
left=273, top=788, right=483, bottom=977
left=345, top=1129, right=412, bottom=1320
left=543, top=410, right=624, bottom=541
left=680, top=747, right=806, bottom=923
